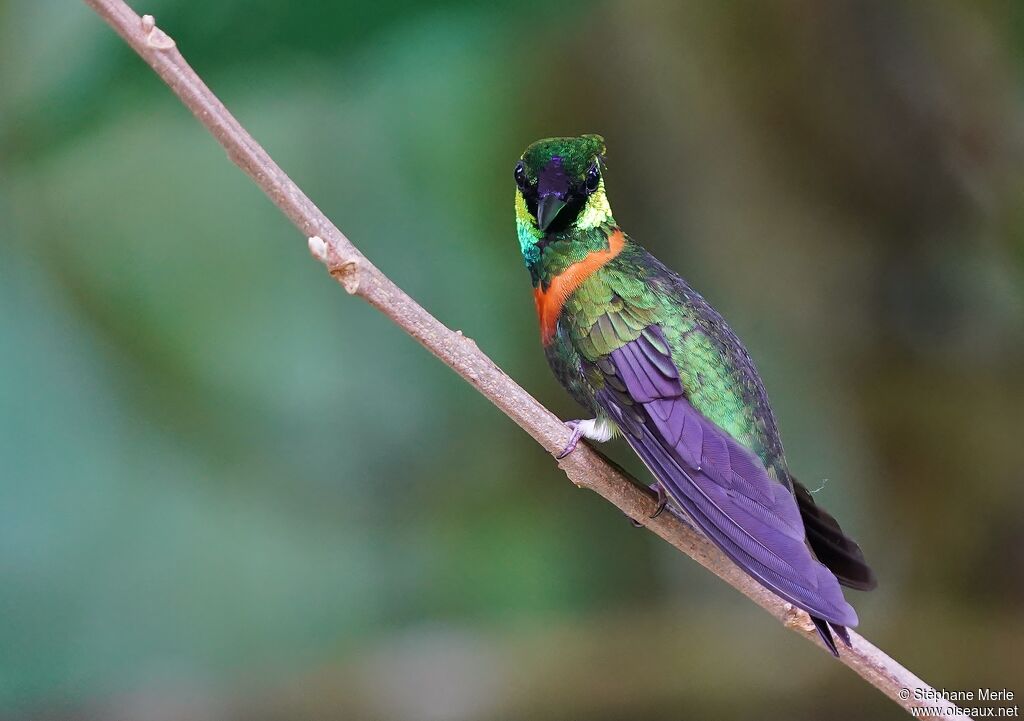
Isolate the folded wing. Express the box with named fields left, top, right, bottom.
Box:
left=596, top=325, right=858, bottom=629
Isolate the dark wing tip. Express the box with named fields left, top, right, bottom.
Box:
left=812, top=616, right=850, bottom=657
left=793, top=479, right=878, bottom=591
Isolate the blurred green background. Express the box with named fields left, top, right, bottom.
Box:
left=2, top=1, right=1023, bottom=719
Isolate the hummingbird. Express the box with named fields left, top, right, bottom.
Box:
left=513, top=134, right=875, bottom=655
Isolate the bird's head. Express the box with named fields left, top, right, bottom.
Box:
left=514, top=135, right=613, bottom=262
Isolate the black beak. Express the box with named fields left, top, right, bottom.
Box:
left=537, top=193, right=568, bottom=232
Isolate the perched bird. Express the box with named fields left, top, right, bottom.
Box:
left=513, top=134, right=876, bottom=655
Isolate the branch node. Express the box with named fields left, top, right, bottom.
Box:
left=782, top=603, right=815, bottom=634
left=331, top=260, right=362, bottom=295
left=308, top=235, right=328, bottom=262
left=311, top=235, right=361, bottom=294
left=455, top=330, right=479, bottom=349
left=559, top=463, right=586, bottom=488
left=140, top=15, right=175, bottom=50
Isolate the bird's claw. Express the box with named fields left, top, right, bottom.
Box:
left=630, top=482, right=668, bottom=527
left=556, top=420, right=583, bottom=459
left=649, top=482, right=668, bottom=519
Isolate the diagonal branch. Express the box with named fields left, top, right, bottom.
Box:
left=82, top=2, right=965, bottom=717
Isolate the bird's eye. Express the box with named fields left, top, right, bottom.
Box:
left=514, top=161, right=529, bottom=191
left=585, top=162, right=600, bottom=193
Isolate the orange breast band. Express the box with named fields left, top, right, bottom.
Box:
left=533, top=229, right=625, bottom=345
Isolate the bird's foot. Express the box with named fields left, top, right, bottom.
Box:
left=556, top=421, right=584, bottom=460
left=555, top=418, right=618, bottom=459
left=630, top=482, right=668, bottom=527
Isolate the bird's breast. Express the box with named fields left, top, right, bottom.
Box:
left=533, top=229, right=625, bottom=345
